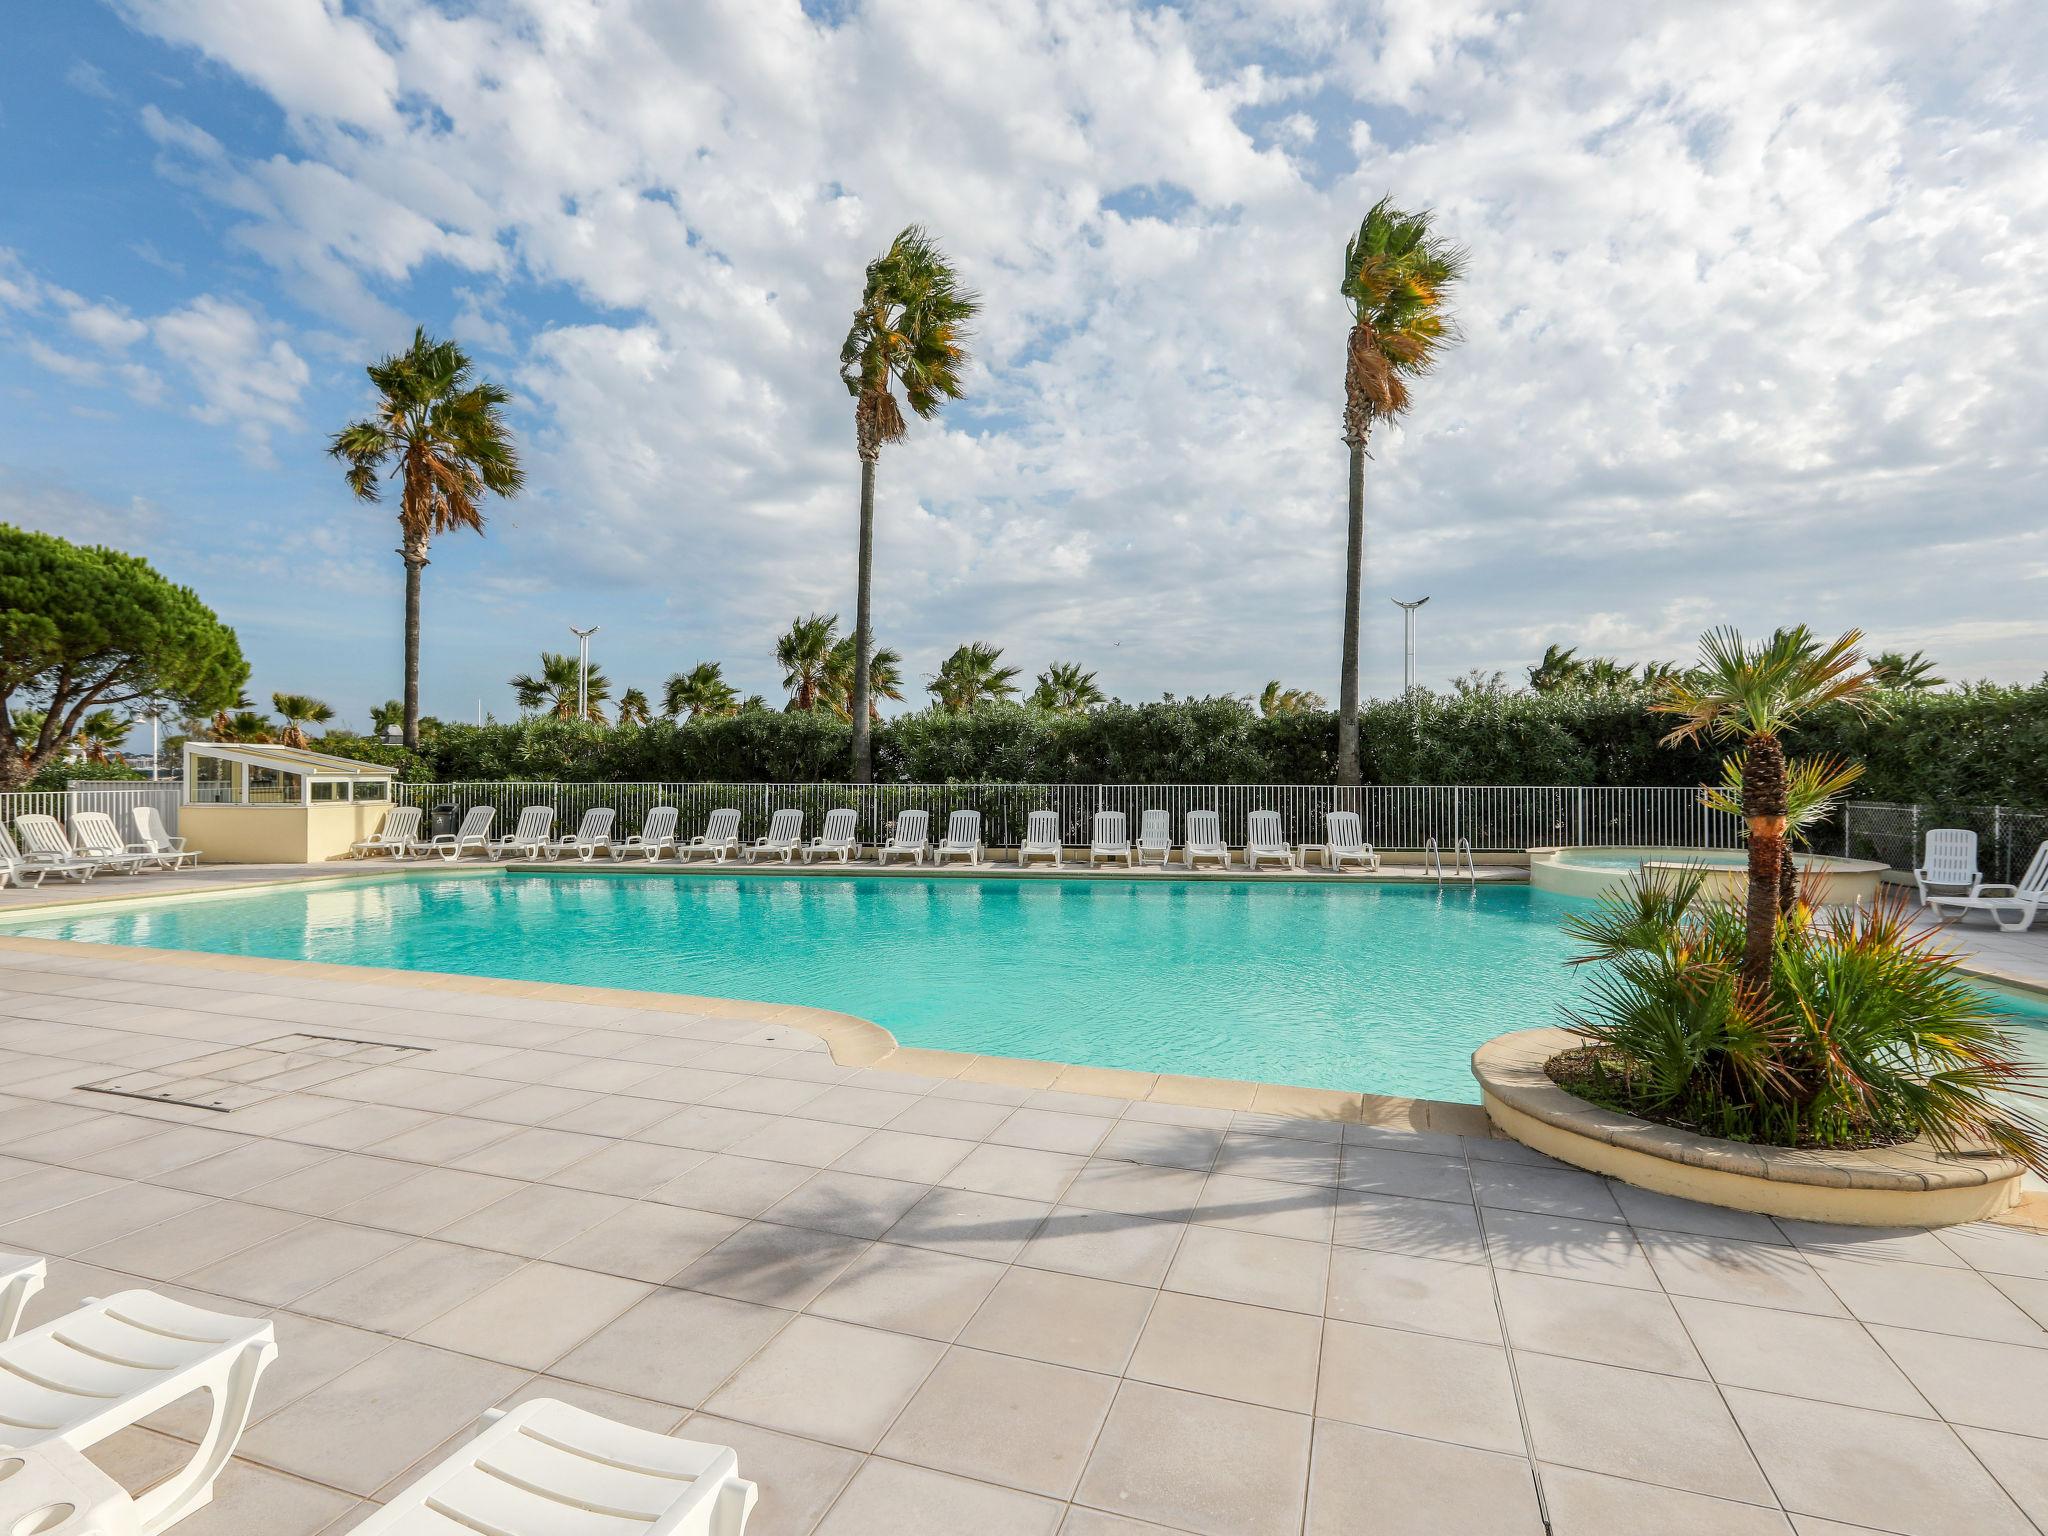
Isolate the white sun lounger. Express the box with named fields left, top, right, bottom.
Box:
left=18, top=813, right=148, bottom=876
left=1244, top=809, right=1296, bottom=870
left=0, top=1289, right=276, bottom=1535
left=0, top=1251, right=45, bottom=1338
left=487, top=805, right=557, bottom=861
left=1136, top=809, right=1173, bottom=867
left=131, top=804, right=199, bottom=869
left=547, top=807, right=617, bottom=861
left=803, top=807, right=860, bottom=864
left=878, top=809, right=930, bottom=866
left=71, top=811, right=163, bottom=875
left=935, top=810, right=984, bottom=866
left=680, top=809, right=743, bottom=863
left=351, top=1397, right=757, bottom=1536
left=352, top=805, right=422, bottom=859
left=1018, top=809, right=1063, bottom=868
left=1930, top=841, right=2048, bottom=933
left=1090, top=810, right=1133, bottom=867
left=419, top=805, right=495, bottom=861
left=613, top=806, right=680, bottom=862
left=1914, top=829, right=1982, bottom=905
left=0, top=822, right=68, bottom=888
left=746, top=809, right=804, bottom=863
left=1182, top=810, right=1230, bottom=870
left=1307, top=810, right=1378, bottom=872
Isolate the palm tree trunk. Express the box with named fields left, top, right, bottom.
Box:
left=401, top=540, right=426, bottom=750
left=1336, top=429, right=1366, bottom=786
left=851, top=452, right=877, bottom=783
left=1741, top=735, right=1788, bottom=1001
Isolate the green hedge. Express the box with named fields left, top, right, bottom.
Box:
left=368, top=679, right=2045, bottom=806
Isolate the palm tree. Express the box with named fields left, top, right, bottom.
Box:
left=825, top=635, right=902, bottom=721
left=1654, top=627, right=1877, bottom=998
left=1526, top=644, right=1585, bottom=694
left=1029, top=662, right=1105, bottom=713
left=73, top=709, right=130, bottom=763
left=777, top=614, right=840, bottom=711
left=840, top=226, right=980, bottom=782
left=615, top=687, right=651, bottom=728
left=214, top=709, right=275, bottom=744
left=1259, top=681, right=1326, bottom=718
left=270, top=693, right=334, bottom=750
left=1869, top=649, right=1944, bottom=691
left=369, top=699, right=405, bottom=735
left=929, top=642, right=1019, bottom=712
left=510, top=652, right=610, bottom=723
left=1704, top=753, right=1865, bottom=914
left=329, top=328, right=523, bottom=749
left=1337, top=199, right=1464, bottom=784
left=663, top=663, right=739, bottom=721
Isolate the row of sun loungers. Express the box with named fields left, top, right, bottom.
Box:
left=0, top=1249, right=756, bottom=1535
left=0, top=807, right=196, bottom=887
left=354, top=804, right=1384, bottom=871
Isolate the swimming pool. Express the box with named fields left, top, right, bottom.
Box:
left=8, top=871, right=2045, bottom=1103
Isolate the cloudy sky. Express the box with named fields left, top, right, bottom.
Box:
left=3, top=0, right=2044, bottom=730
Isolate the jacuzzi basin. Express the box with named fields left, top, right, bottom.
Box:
left=1529, top=846, right=1888, bottom=907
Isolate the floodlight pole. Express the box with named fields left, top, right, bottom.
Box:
left=570, top=625, right=600, bottom=721
left=1391, top=597, right=1430, bottom=693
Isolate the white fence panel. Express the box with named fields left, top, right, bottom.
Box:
left=0, top=783, right=181, bottom=840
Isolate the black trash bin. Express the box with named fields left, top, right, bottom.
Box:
left=430, top=802, right=459, bottom=839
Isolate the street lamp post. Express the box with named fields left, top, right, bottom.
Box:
left=569, top=625, right=600, bottom=722
left=1391, top=597, right=1429, bottom=693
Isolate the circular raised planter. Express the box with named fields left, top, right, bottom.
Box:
left=1473, top=1027, right=2025, bottom=1227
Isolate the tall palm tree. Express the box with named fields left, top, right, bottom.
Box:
left=270, top=693, right=334, bottom=749
left=825, top=635, right=902, bottom=721
left=1029, top=662, right=1105, bottom=713
left=663, top=663, right=739, bottom=721
left=615, top=687, right=651, bottom=728
left=929, top=642, right=1018, bottom=712
left=510, top=652, right=610, bottom=723
left=840, top=226, right=980, bottom=782
left=777, top=614, right=840, bottom=711
left=1259, top=680, right=1326, bottom=718
left=329, top=328, right=523, bottom=749
left=1337, top=199, right=1464, bottom=785
left=1869, top=649, right=1944, bottom=690
left=1654, top=627, right=1877, bottom=999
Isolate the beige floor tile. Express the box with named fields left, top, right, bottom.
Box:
left=1482, top=1207, right=1660, bottom=1291
left=885, top=1095, right=1013, bottom=1141
left=154, top=1139, right=337, bottom=1197
left=675, top=1220, right=870, bottom=1308
left=880, top=1345, right=1117, bottom=1497
left=361, top=1114, right=517, bottom=1166
left=244, top=1153, right=420, bottom=1217
left=1018, top=1204, right=1185, bottom=1286
left=941, top=1143, right=1086, bottom=1202
left=411, top=1260, right=652, bottom=1368
left=1516, top=1350, right=1773, bottom=1503
left=331, top=1165, right=523, bottom=1236
left=1676, top=1297, right=1928, bottom=1412
left=145, top=1309, right=390, bottom=1441
left=293, top=1238, right=526, bottom=1334
left=702, top=1315, right=944, bottom=1450
left=1537, top=1464, right=1793, bottom=1535
left=1307, top=1419, right=1543, bottom=1536
left=449, top=1125, right=610, bottom=1179
left=436, top=1183, right=628, bottom=1257
left=989, top=1107, right=1112, bottom=1155
left=885, top=1186, right=1051, bottom=1262
left=1163, top=1224, right=1328, bottom=1315
left=1193, top=1173, right=1334, bottom=1243
left=1213, top=1131, right=1342, bottom=1187
left=830, top=1128, right=976, bottom=1184
left=806, top=1241, right=1007, bottom=1340
left=548, top=1138, right=708, bottom=1197
left=1326, top=1245, right=1502, bottom=1342
left=1637, top=1229, right=1845, bottom=1315
left=763, top=1170, right=931, bottom=1239
left=705, top=1075, right=833, bottom=1116
left=959, top=1266, right=1155, bottom=1373
left=545, top=1200, right=743, bottom=1281
left=1608, top=1183, right=1790, bottom=1245
left=1127, top=1291, right=1321, bottom=1412
left=728, top=1116, right=873, bottom=1169
left=1809, top=1252, right=2042, bottom=1343
left=1316, top=1319, right=1523, bottom=1453
left=1497, top=1270, right=1705, bottom=1377
left=657, top=1153, right=814, bottom=1218
left=184, top=1218, right=409, bottom=1306
left=1957, top=1426, right=2048, bottom=1532
left=797, top=1084, right=922, bottom=1128
left=679, top=1413, right=864, bottom=1536
left=1470, top=1160, right=1624, bottom=1222
left=69, top=1123, right=250, bottom=1178
left=1074, top=1380, right=1311, bottom=1536
left=544, top=1092, right=676, bottom=1138
left=813, top=1457, right=1062, bottom=1536
left=1871, top=1325, right=2048, bottom=1434
left=1095, top=1120, right=1225, bottom=1172
left=1062, top=1160, right=1208, bottom=1223
left=551, top=1285, right=792, bottom=1405
left=164, top=1457, right=359, bottom=1536
left=78, top=1197, right=304, bottom=1280
left=0, top=1180, right=211, bottom=1255
left=1337, top=1145, right=1474, bottom=1202
left=286, top=1103, right=442, bottom=1152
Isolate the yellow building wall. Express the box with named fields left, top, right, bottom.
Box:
left=181, top=802, right=392, bottom=864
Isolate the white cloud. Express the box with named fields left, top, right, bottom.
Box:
left=151, top=295, right=310, bottom=455
left=65, top=302, right=149, bottom=350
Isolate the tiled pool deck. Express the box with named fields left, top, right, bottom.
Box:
left=3, top=869, right=2048, bottom=1533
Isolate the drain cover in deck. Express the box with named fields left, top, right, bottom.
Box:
left=80, top=1033, right=430, bottom=1113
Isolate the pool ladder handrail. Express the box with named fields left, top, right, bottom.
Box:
left=1423, top=836, right=1478, bottom=886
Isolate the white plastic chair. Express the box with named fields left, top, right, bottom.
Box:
left=0, top=822, right=67, bottom=888
left=18, top=813, right=144, bottom=876
left=131, top=805, right=199, bottom=869
left=548, top=807, right=618, bottom=861
left=613, top=806, right=680, bottom=862
left=1914, top=829, right=1982, bottom=905
left=680, top=809, right=742, bottom=863
left=0, top=1252, right=45, bottom=1338
left=803, top=807, right=860, bottom=864
left=1090, top=810, right=1133, bottom=867
left=424, top=805, right=496, bottom=862
left=1317, top=810, right=1378, bottom=872
left=72, top=811, right=162, bottom=874
left=487, top=806, right=557, bottom=861
left=351, top=1397, right=757, bottom=1536
left=935, top=810, right=984, bottom=866
left=1930, top=841, right=2048, bottom=933
left=745, top=809, right=804, bottom=863
left=1182, top=810, right=1230, bottom=870
left=0, top=1289, right=276, bottom=1535
left=878, top=809, right=929, bottom=866
left=1244, top=809, right=1296, bottom=870
left=352, top=805, right=422, bottom=859
left=1018, top=809, right=1063, bottom=868
left=1136, top=809, right=1173, bottom=867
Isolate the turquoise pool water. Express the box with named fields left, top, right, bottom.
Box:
left=9, top=872, right=2046, bottom=1103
